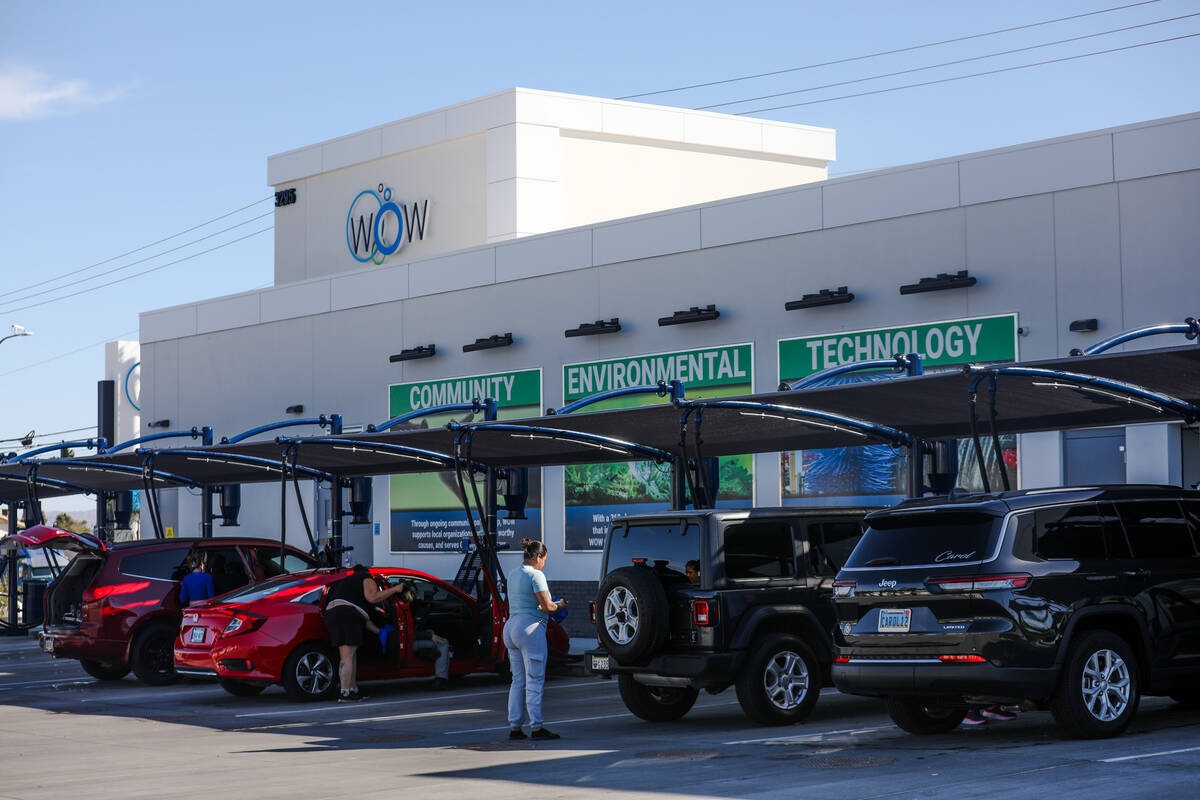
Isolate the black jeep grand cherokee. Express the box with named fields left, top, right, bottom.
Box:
left=588, top=507, right=867, bottom=725
left=832, top=485, right=1200, bottom=739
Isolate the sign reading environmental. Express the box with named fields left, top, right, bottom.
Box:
left=389, top=369, right=542, bottom=553
left=562, top=344, right=754, bottom=551
left=779, top=313, right=1018, bottom=381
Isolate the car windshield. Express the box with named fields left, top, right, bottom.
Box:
left=606, top=520, right=699, bottom=584
left=844, top=510, right=1004, bottom=569
left=217, top=575, right=313, bottom=604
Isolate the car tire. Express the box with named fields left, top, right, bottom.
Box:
left=595, top=567, right=669, bottom=663
left=282, top=643, right=339, bottom=701
left=79, top=659, right=130, bottom=681
left=219, top=678, right=268, bottom=697
left=886, top=698, right=967, bottom=734
left=735, top=634, right=821, bottom=726
left=1050, top=630, right=1140, bottom=739
left=130, top=622, right=180, bottom=686
left=618, top=673, right=699, bottom=722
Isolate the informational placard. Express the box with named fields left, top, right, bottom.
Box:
left=778, top=314, right=1018, bottom=502
left=388, top=369, right=542, bottom=552
left=562, top=344, right=754, bottom=551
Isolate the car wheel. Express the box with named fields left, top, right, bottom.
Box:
left=219, top=678, right=268, bottom=697
left=1050, top=630, right=1140, bottom=739
left=735, top=634, right=821, bottom=726
left=886, top=698, right=967, bottom=734
left=595, top=567, right=669, bottom=663
left=282, top=643, right=338, bottom=701
left=130, top=622, right=180, bottom=686
left=79, top=659, right=130, bottom=681
left=618, top=673, right=699, bottom=722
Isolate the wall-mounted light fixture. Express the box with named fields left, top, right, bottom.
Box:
left=389, top=344, right=436, bottom=362
left=285, top=404, right=305, bottom=415
left=1069, top=318, right=1099, bottom=333
left=147, top=419, right=171, bottom=428
left=659, top=305, right=720, bottom=326
left=463, top=333, right=514, bottom=352
left=785, top=286, right=854, bottom=310
left=565, top=318, right=621, bottom=338
left=899, top=270, right=976, bottom=295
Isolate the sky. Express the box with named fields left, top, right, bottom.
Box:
left=1, top=0, right=1197, bottom=511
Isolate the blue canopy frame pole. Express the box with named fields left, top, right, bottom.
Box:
left=1070, top=317, right=1199, bottom=357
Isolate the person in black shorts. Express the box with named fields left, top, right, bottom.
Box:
left=323, top=564, right=405, bottom=702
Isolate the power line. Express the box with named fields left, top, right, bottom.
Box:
left=699, top=11, right=1200, bottom=111
left=734, top=31, right=1200, bottom=115
left=0, top=196, right=272, bottom=301
left=0, top=425, right=97, bottom=445
left=0, top=226, right=273, bottom=315
left=617, top=0, right=1161, bottom=99
left=0, top=210, right=275, bottom=310
left=0, top=329, right=137, bottom=379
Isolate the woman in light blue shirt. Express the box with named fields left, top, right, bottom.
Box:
left=504, top=538, right=567, bottom=740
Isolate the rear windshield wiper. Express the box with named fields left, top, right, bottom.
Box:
left=864, top=556, right=900, bottom=567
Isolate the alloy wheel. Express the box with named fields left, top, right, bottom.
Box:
left=1081, top=648, right=1131, bottom=722
left=604, top=587, right=640, bottom=645
left=762, top=649, right=809, bottom=711
left=296, top=651, right=335, bottom=696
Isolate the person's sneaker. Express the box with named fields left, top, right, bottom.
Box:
left=530, top=728, right=560, bottom=740
left=432, top=678, right=449, bottom=691
left=508, top=728, right=527, bottom=740
left=962, top=709, right=987, bottom=726
left=337, top=690, right=368, bottom=703
left=981, top=705, right=1016, bottom=721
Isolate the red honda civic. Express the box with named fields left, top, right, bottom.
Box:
left=174, top=566, right=569, bottom=699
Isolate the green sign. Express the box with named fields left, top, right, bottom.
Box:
left=779, top=313, right=1018, bottom=380
left=390, top=369, right=542, bottom=415
left=564, top=343, right=753, bottom=402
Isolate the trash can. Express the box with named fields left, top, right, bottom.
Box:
left=21, top=580, right=47, bottom=627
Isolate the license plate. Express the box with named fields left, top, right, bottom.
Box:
left=878, top=609, right=912, bottom=633
left=188, top=627, right=206, bottom=644
left=590, top=654, right=610, bottom=672
left=40, top=637, right=54, bottom=653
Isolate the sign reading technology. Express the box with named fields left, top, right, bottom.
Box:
left=346, top=183, right=430, bottom=266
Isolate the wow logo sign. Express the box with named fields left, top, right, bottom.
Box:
left=346, top=183, right=431, bottom=265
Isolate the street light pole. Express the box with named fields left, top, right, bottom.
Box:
left=2, top=324, right=33, bottom=633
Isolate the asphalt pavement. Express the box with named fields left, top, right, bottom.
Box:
left=1, top=634, right=1198, bottom=799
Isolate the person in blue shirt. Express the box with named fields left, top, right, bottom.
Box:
left=179, top=554, right=215, bottom=606
left=504, top=538, right=567, bottom=741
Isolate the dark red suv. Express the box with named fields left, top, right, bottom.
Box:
left=1, top=525, right=317, bottom=685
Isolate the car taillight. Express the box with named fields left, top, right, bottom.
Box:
left=221, top=611, right=266, bottom=638
left=692, top=600, right=715, bottom=626
left=832, top=580, right=856, bottom=598
left=589, top=601, right=596, bottom=625
left=928, top=574, right=1030, bottom=593
left=834, top=656, right=851, bottom=663
left=939, top=654, right=988, bottom=663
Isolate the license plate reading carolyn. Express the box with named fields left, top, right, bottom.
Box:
left=591, top=654, right=610, bottom=671
left=878, top=609, right=912, bottom=633
left=188, top=627, right=206, bottom=644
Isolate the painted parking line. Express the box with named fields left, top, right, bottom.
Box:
left=235, top=679, right=610, bottom=718
left=0, top=677, right=93, bottom=689
left=240, top=707, right=487, bottom=731
left=1101, top=745, right=1200, bottom=763
left=445, top=699, right=743, bottom=735
left=723, top=724, right=895, bottom=745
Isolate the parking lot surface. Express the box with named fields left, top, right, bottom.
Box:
left=1, top=636, right=1197, bottom=800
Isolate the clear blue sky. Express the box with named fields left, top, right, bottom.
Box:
left=1, top=0, right=1197, bottom=509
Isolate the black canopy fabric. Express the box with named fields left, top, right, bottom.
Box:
left=1, top=343, right=1197, bottom=501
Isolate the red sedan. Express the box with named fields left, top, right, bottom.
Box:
left=174, top=566, right=568, bottom=699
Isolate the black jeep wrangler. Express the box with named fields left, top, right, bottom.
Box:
left=588, top=507, right=867, bottom=725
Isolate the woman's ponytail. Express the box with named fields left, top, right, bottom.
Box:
left=521, top=538, right=548, bottom=559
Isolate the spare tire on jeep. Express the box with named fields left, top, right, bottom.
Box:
left=595, top=566, right=669, bottom=662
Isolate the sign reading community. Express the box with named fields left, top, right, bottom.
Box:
left=561, top=344, right=754, bottom=551
left=388, top=369, right=542, bottom=552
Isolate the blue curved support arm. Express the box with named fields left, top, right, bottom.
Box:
left=368, top=399, right=496, bottom=433
left=447, top=421, right=674, bottom=463
left=221, top=415, right=342, bottom=445
left=551, top=381, right=686, bottom=415
left=965, top=364, right=1199, bottom=424
left=104, top=427, right=213, bottom=455
left=781, top=353, right=922, bottom=391
left=31, top=459, right=202, bottom=488
left=141, top=448, right=337, bottom=483
left=678, top=398, right=917, bottom=449
left=4, top=438, right=109, bottom=464
left=275, top=436, right=483, bottom=473
left=1071, top=317, right=1199, bottom=357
